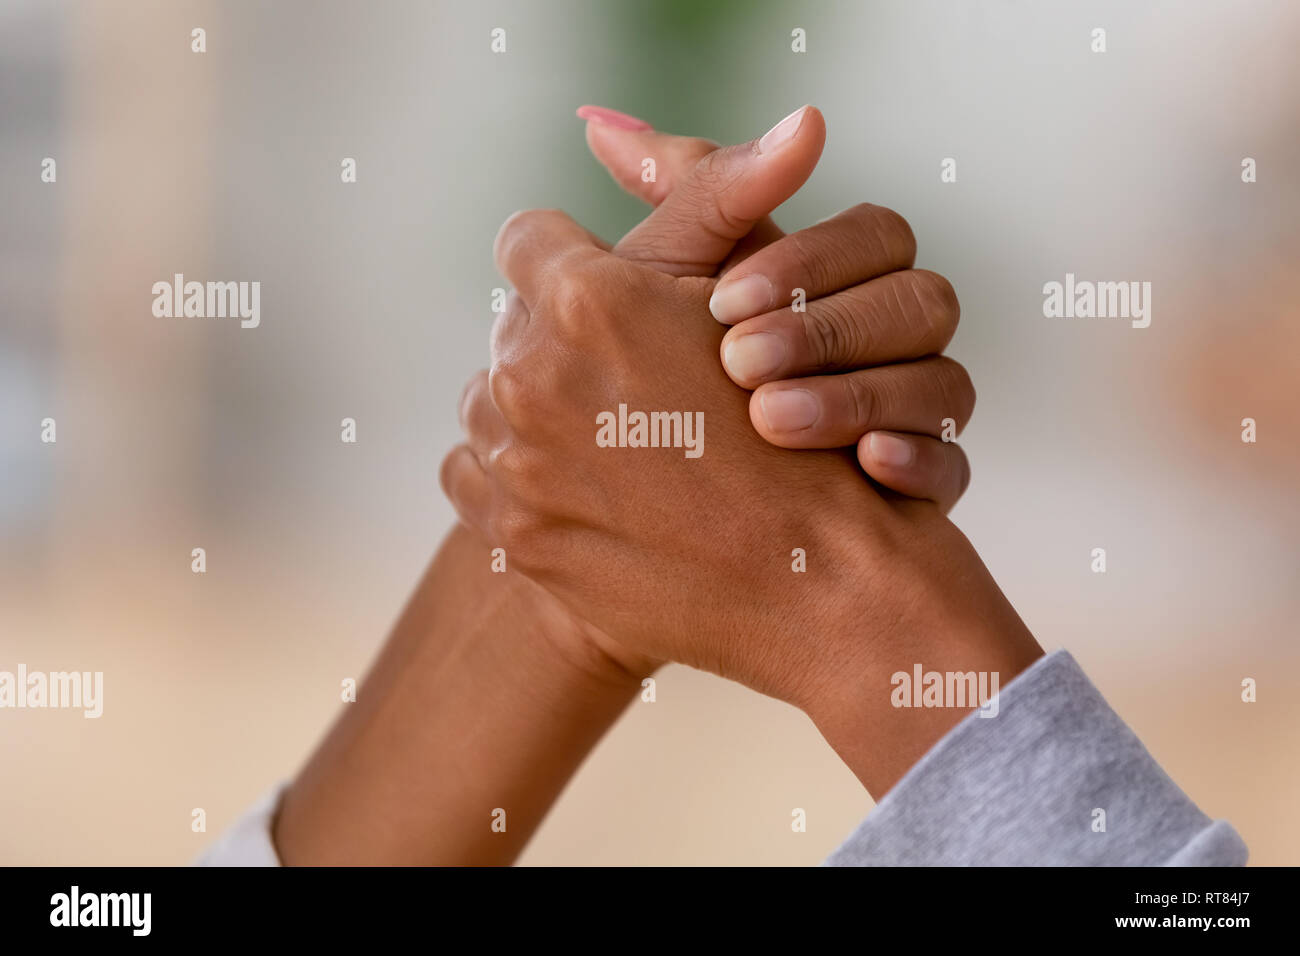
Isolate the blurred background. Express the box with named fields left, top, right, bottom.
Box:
left=2, top=0, right=1297, bottom=865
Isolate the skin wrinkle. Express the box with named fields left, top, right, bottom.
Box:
left=809, top=293, right=865, bottom=369
left=841, top=369, right=878, bottom=433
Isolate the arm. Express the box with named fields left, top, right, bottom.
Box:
left=825, top=650, right=1248, bottom=866
left=445, top=116, right=1243, bottom=863
left=205, top=110, right=976, bottom=865
left=581, top=111, right=1245, bottom=862
left=449, top=199, right=1045, bottom=797
left=272, top=524, right=645, bottom=865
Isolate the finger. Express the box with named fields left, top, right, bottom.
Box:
left=579, top=107, right=719, bottom=206
left=489, top=290, right=529, bottom=363
left=439, top=444, right=491, bottom=535
left=579, top=108, right=788, bottom=266
left=612, top=105, right=826, bottom=276
left=709, top=203, right=918, bottom=324
left=748, top=356, right=975, bottom=448
left=857, top=431, right=971, bottom=514
left=720, top=217, right=787, bottom=271
left=458, top=370, right=508, bottom=457
left=493, top=208, right=605, bottom=307
left=719, top=269, right=959, bottom=387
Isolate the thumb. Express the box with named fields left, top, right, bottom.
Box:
left=613, top=105, right=825, bottom=276
left=578, top=106, right=719, bottom=207
left=579, top=106, right=788, bottom=272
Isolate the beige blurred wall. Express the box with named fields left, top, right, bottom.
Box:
left=1, top=0, right=1297, bottom=865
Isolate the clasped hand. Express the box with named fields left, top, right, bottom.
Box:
left=443, top=107, right=1039, bottom=751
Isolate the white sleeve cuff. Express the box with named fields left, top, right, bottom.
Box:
left=194, top=785, right=287, bottom=867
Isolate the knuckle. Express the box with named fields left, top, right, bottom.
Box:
left=488, top=361, right=532, bottom=420
left=710, top=195, right=751, bottom=240
left=908, top=270, right=961, bottom=345
left=436, top=449, right=459, bottom=500
left=491, top=505, right=546, bottom=555
left=490, top=442, right=540, bottom=486
left=458, top=370, right=488, bottom=428
left=542, top=257, right=609, bottom=335
left=860, top=204, right=917, bottom=270
left=934, top=356, right=976, bottom=425
left=438, top=445, right=474, bottom=503
left=547, top=266, right=592, bottom=317
left=493, top=210, right=527, bottom=254
left=786, top=229, right=841, bottom=295
left=690, top=147, right=737, bottom=195
left=647, top=139, right=718, bottom=204
left=801, top=297, right=867, bottom=369
left=494, top=208, right=544, bottom=260
left=489, top=291, right=525, bottom=356
left=494, top=209, right=576, bottom=269
left=682, top=152, right=749, bottom=240
left=840, top=374, right=880, bottom=429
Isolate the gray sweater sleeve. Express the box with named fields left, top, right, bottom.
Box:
left=823, top=649, right=1247, bottom=866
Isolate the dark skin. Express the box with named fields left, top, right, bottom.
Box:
left=275, top=109, right=1037, bottom=864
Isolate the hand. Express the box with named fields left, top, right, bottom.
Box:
left=278, top=152, right=973, bottom=858
left=581, top=107, right=972, bottom=510
left=445, top=204, right=1042, bottom=791
left=447, top=185, right=1035, bottom=659
left=440, top=207, right=872, bottom=692
left=534, top=107, right=983, bottom=682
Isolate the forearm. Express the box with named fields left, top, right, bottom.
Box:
left=273, top=524, right=643, bottom=865
left=795, top=512, right=1045, bottom=799
left=824, top=649, right=1248, bottom=866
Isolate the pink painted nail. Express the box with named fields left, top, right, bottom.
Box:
left=576, top=105, right=653, bottom=131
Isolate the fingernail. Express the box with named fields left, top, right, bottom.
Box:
left=723, top=332, right=786, bottom=384
left=709, top=274, right=774, bottom=324
left=868, top=432, right=914, bottom=467
left=759, top=388, right=820, bottom=432
left=757, top=106, right=808, bottom=155
left=576, top=105, right=653, bottom=131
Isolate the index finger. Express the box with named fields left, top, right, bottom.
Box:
left=709, top=204, right=917, bottom=324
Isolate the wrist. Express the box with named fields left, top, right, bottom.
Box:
left=518, top=575, right=663, bottom=692
left=437, top=523, right=655, bottom=691
left=276, top=524, right=647, bottom=865
left=789, top=512, right=1044, bottom=797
